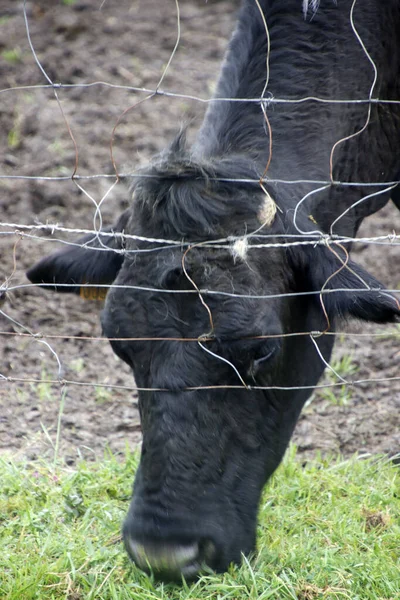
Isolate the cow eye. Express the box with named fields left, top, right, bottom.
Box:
left=248, top=343, right=278, bottom=379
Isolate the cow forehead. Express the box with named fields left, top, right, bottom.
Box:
left=122, top=242, right=283, bottom=293
left=108, top=249, right=284, bottom=344
left=129, top=149, right=278, bottom=242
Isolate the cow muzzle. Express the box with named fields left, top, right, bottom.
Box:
left=125, top=537, right=216, bottom=580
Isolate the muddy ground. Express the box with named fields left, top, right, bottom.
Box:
left=0, top=0, right=399, bottom=465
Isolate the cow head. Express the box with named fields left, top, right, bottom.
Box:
left=27, top=152, right=400, bottom=580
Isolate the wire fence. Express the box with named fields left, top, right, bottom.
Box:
left=0, top=0, right=399, bottom=411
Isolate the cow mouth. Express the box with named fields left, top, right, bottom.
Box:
left=125, top=537, right=216, bottom=580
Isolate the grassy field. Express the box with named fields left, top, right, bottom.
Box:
left=1, top=447, right=399, bottom=600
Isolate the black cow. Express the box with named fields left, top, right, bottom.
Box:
left=27, top=0, right=400, bottom=580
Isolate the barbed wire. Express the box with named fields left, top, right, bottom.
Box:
left=1, top=223, right=400, bottom=248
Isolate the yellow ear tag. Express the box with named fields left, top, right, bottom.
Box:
left=79, top=285, right=108, bottom=301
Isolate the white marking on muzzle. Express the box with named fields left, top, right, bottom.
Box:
left=127, top=538, right=200, bottom=574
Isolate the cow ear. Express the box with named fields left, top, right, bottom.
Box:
left=292, top=244, right=400, bottom=323
left=26, top=210, right=130, bottom=297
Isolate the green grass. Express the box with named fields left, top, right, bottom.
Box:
left=94, top=386, right=113, bottom=405
left=1, top=448, right=399, bottom=599
left=317, top=353, right=359, bottom=406
left=32, top=369, right=55, bottom=403
left=1, top=47, right=22, bottom=64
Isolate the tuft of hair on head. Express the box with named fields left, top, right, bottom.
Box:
left=231, top=237, right=249, bottom=263
left=303, top=0, right=337, bottom=19
left=302, top=0, right=320, bottom=18
left=257, top=191, right=277, bottom=227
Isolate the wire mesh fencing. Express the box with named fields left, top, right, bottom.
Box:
left=0, top=0, right=399, bottom=459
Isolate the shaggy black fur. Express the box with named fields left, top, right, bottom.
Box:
left=27, top=0, right=400, bottom=580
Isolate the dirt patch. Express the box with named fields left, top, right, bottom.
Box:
left=1, top=0, right=399, bottom=464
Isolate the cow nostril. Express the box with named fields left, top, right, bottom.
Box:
left=199, top=538, right=216, bottom=564
left=125, top=537, right=216, bottom=580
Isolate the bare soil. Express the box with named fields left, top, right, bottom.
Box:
left=0, top=0, right=399, bottom=465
